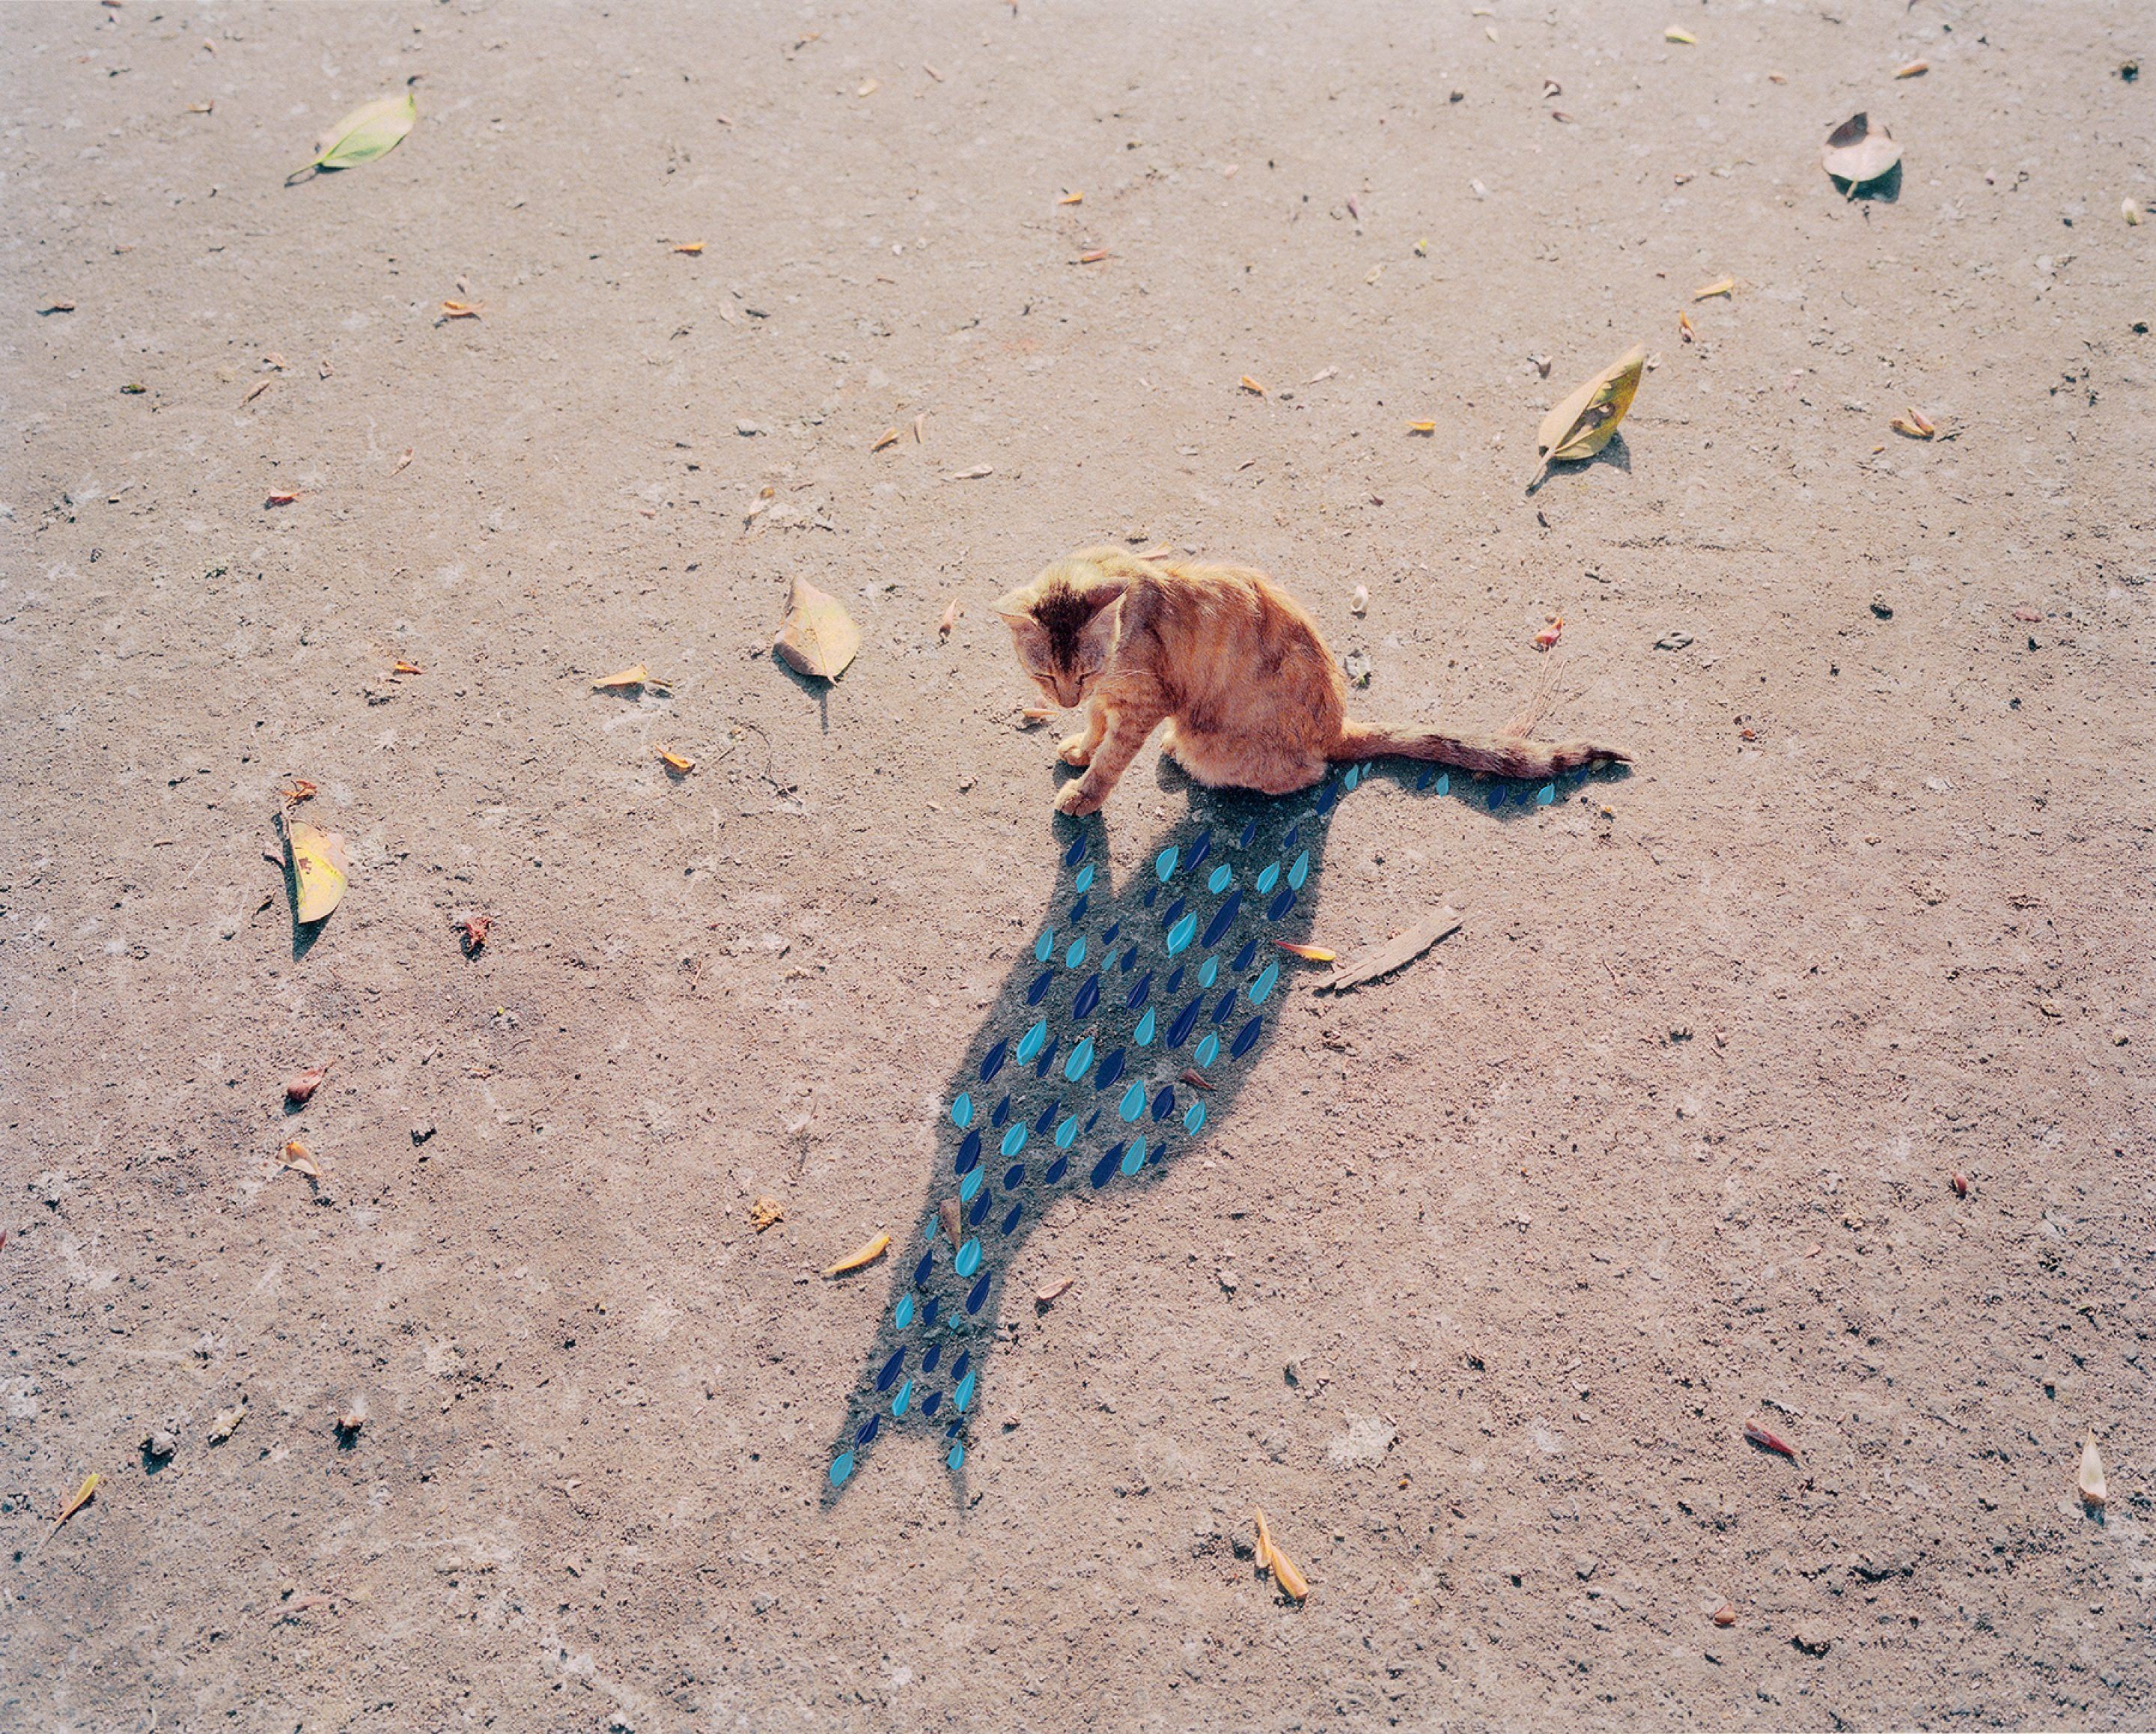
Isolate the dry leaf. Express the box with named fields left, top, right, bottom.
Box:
left=1768, top=71, right=1787, bottom=83
left=295, top=91, right=415, bottom=180
left=52, top=1473, right=99, bottom=1536
left=945, top=464, right=993, bottom=481
left=1057, top=190, right=1083, bottom=204
left=855, top=78, right=880, bottom=97
left=439, top=300, right=483, bottom=318
left=657, top=747, right=696, bottom=774
left=242, top=377, right=273, bottom=405
left=871, top=427, right=899, bottom=451
left=1894, top=59, right=1929, bottom=78
left=455, top=913, right=492, bottom=955
left=265, top=490, right=301, bottom=506
left=1020, top=707, right=1054, bottom=725
left=392, top=448, right=413, bottom=473
left=187, top=100, right=214, bottom=113
left=774, top=577, right=862, bottom=681
left=278, top=779, right=318, bottom=803
left=1252, top=1507, right=1311, bottom=1600
left=1307, top=365, right=1339, bottom=383
left=1744, top=1420, right=1800, bottom=1461
left=937, top=597, right=960, bottom=638
left=208, top=1405, right=247, bottom=1444
left=911, top=412, right=925, bottom=442
left=1407, top=420, right=1435, bottom=434
left=1693, top=277, right=1735, bottom=300
left=823, top=1232, right=891, bottom=1277
left=1678, top=310, right=1696, bottom=342
left=1239, top=374, right=1266, bottom=395
left=1821, top=112, right=1901, bottom=189
left=1035, top=1277, right=1075, bottom=1305
left=1890, top=407, right=1936, bottom=439
left=2078, top=1436, right=2107, bottom=1507
left=672, top=240, right=704, bottom=255
left=1274, top=941, right=1337, bottom=963
left=1179, top=1068, right=1214, bottom=1092
left=1077, top=249, right=1108, bottom=264
left=1350, top=585, right=1368, bottom=615
left=1532, top=344, right=1647, bottom=481
left=1712, top=1604, right=1737, bottom=1626
left=937, top=1199, right=963, bottom=1244
left=1665, top=25, right=1697, bottom=43
left=1535, top=614, right=1565, bottom=650
left=285, top=1063, right=329, bottom=1104
left=749, top=1196, right=785, bottom=1232
left=279, top=1139, right=320, bottom=1178
left=592, top=664, right=671, bottom=693
left=1324, top=907, right=1462, bottom=991
left=2122, top=198, right=2143, bottom=227
left=284, top=820, right=349, bottom=924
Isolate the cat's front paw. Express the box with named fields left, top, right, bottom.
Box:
left=1056, top=733, right=1094, bottom=767
left=1055, top=777, right=1106, bottom=817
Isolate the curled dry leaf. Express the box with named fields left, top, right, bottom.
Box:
left=456, top=913, right=492, bottom=955
left=295, top=91, right=415, bottom=180
left=823, top=1231, right=891, bottom=1278
left=1239, top=374, right=1266, bottom=395
left=279, top=1140, right=320, bottom=1178
left=1535, top=614, right=1565, bottom=650
left=2077, top=1436, right=2107, bottom=1508
left=1179, top=1067, right=1214, bottom=1092
left=392, top=448, right=414, bottom=473
left=278, top=779, right=317, bottom=803
left=265, top=491, right=301, bottom=506
left=657, top=747, right=696, bottom=774
left=285, top=1064, right=330, bottom=1105
left=871, top=427, right=899, bottom=452
left=945, top=465, right=994, bottom=481
left=243, top=377, right=273, bottom=404
left=439, top=300, right=483, bottom=318
left=1532, top=344, right=1646, bottom=482
left=1693, top=277, right=1735, bottom=301
left=391, top=659, right=423, bottom=675
left=284, top=820, right=349, bottom=924
left=1407, top=420, right=1435, bottom=434
left=1678, top=310, right=1696, bottom=342
left=1894, top=59, right=1929, bottom=78
left=937, top=1198, right=963, bottom=1244
left=1665, top=25, right=1697, bottom=43
left=672, top=240, right=704, bottom=255
left=1058, top=190, right=1083, bottom=204
left=938, top=597, right=961, bottom=637
left=1890, top=407, right=1937, bottom=439
left=1821, top=112, right=1901, bottom=189
left=749, top=1196, right=785, bottom=1232
left=1274, top=940, right=1337, bottom=963
left=1035, top=1276, right=1076, bottom=1306
left=208, top=1405, right=246, bottom=1444
left=774, top=577, right=862, bottom=681
left=52, top=1473, right=100, bottom=1536
left=592, top=664, right=671, bottom=693
left=1252, top=1507, right=1311, bottom=1601
left=336, top=1395, right=368, bottom=1435
left=1712, top=1604, right=1738, bottom=1627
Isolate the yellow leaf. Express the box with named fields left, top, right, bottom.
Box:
left=656, top=747, right=696, bottom=774
left=1678, top=310, right=1696, bottom=341
left=285, top=820, right=348, bottom=925
left=749, top=1196, right=785, bottom=1232
left=1894, top=59, right=1929, bottom=78
left=871, top=427, right=899, bottom=451
left=1693, top=277, right=1735, bottom=300
left=1239, top=374, right=1266, bottom=395
left=279, top=1139, right=320, bottom=1178
left=774, top=577, right=862, bottom=681
left=1252, top=1508, right=1310, bottom=1600
left=1407, top=420, right=1435, bottom=434
left=2078, top=1436, right=2107, bottom=1507
left=1057, top=190, right=1083, bottom=204
left=1533, top=343, right=1648, bottom=477
left=1664, top=25, right=1697, bottom=44
left=672, top=240, right=704, bottom=255
left=823, top=1232, right=891, bottom=1277
left=52, top=1472, right=99, bottom=1536
left=296, top=91, right=415, bottom=180
left=592, top=663, right=672, bottom=692
left=1274, top=941, right=1337, bottom=963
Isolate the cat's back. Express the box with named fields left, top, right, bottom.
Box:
left=1115, top=553, right=1330, bottom=651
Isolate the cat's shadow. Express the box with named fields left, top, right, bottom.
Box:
left=819, top=747, right=1628, bottom=1505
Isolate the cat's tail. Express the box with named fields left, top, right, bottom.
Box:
left=1330, top=720, right=1630, bottom=779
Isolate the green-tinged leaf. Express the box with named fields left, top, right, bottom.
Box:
left=304, top=92, right=415, bottom=176
left=1534, top=344, right=1648, bottom=474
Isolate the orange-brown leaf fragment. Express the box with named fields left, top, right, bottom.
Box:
left=440, top=300, right=483, bottom=318
left=672, top=240, right=705, bottom=255
left=1078, top=249, right=1108, bottom=264
left=278, top=779, right=318, bottom=804
left=1252, top=1507, right=1311, bottom=1601
left=1535, top=615, right=1565, bottom=650
left=1894, top=59, right=1929, bottom=78
left=285, top=1064, right=330, bottom=1105
left=265, top=491, right=301, bottom=507
left=1407, top=421, right=1435, bottom=434
left=1057, top=190, right=1083, bottom=205
left=938, top=597, right=960, bottom=638
left=657, top=746, right=696, bottom=774
left=749, top=1196, right=785, bottom=1232
left=280, top=1140, right=320, bottom=1178
left=592, top=664, right=672, bottom=693
left=1239, top=374, right=1266, bottom=395
left=1035, top=1276, right=1075, bottom=1305
left=823, top=1232, right=891, bottom=1278
left=392, top=660, right=424, bottom=675
left=1693, top=277, right=1735, bottom=301
left=1712, top=1604, right=1738, bottom=1627
left=1180, top=1067, right=1214, bottom=1092
left=871, top=427, right=899, bottom=451
left=1275, top=941, right=1337, bottom=963
left=52, top=1473, right=99, bottom=1537
left=1678, top=310, right=1696, bottom=342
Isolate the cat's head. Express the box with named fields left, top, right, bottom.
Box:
left=993, top=554, right=1129, bottom=710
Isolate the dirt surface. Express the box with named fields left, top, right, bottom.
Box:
left=4, top=2, right=2153, bottom=1728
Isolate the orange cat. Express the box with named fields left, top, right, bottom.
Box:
left=994, top=547, right=1628, bottom=815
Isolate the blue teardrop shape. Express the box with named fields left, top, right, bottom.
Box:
left=913, top=1252, right=934, bottom=1288
left=1035, top=929, right=1054, bottom=963
left=1103, top=921, right=1121, bottom=944
left=1065, top=1035, right=1095, bottom=1083
left=1255, top=862, right=1279, bottom=895
left=1437, top=773, right=1449, bottom=795
left=1184, top=1101, right=1207, bottom=1134
left=968, top=1190, right=990, bottom=1227
left=954, top=1095, right=976, bottom=1131
left=1317, top=781, right=1339, bottom=815
left=1000, top=1203, right=1022, bottom=1235
left=1193, top=1032, right=1219, bottom=1067
left=876, top=1348, right=905, bottom=1393
left=951, top=1352, right=970, bottom=1384
left=1065, top=936, right=1086, bottom=969
left=1033, top=1035, right=1059, bottom=1076
left=1144, top=884, right=1158, bottom=909
left=893, top=1379, right=912, bottom=1418
left=1251, top=961, right=1281, bottom=1005
left=1167, top=995, right=1204, bottom=1047
left=1267, top=889, right=1297, bottom=921
left=1068, top=894, right=1089, bottom=928
left=1016, top=1019, right=1047, bottom=1064
left=1199, top=957, right=1219, bottom=990
left=922, top=1298, right=940, bottom=1328
left=1151, top=1086, right=1175, bottom=1122
left=946, top=1441, right=964, bottom=1468
left=1167, top=913, right=1197, bottom=955
left=1186, top=830, right=1212, bottom=874
left=829, top=1452, right=854, bottom=1487
left=895, top=1294, right=915, bottom=1330
left=1154, top=847, right=1179, bottom=882
left=1288, top=850, right=1310, bottom=889
left=1538, top=782, right=1556, bottom=806
left=963, top=1276, right=990, bottom=1316
left=1074, top=863, right=1095, bottom=893
left=978, top=1041, right=1008, bottom=1082
left=1003, top=1163, right=1025, bottom=1191
left=1230, top=1016, right=1264, bottom=1059
left=960, top=1167, right=983, bottom=1203
left=954, top=1238, right=981, bottom=1279
left=1417, top=766, right=1436, bottom=791
left=856, top=1415, right=880, bottom=1446
left=1121, top=1136, right=1147, bottom=1175
left=1000, top=1124, right=1027, bottom=1159
left=1091, top=1149, right=1121, bottom=1188
left=1239, top=818, right=1258, bottom=850
left=1165, top=966, right=1185, bottom=995
left=1072, top=974, right=1101, bottom=1019
left=922, top=1342, right=942, bottom=1375
left=1208, top=863, right=1232, bottom=894
left=1232, top=938, right=1257, bottom=972
left=1118, top=1081, right=1146, bottom=1122
left=1489, top=785, right=1505, bottom=811
left=1202, top=892, right=1243, bottom=949
left=1126, top=970, right=1153, bottom=1012
left=1084, top=1110, right=1101, bottom=1132
left=1094, top=1047, right=1125, bottom=1091
left=1211, top=989, right=1236, bottom=1024
left=1064, top=831, right=1089, bottom=868
left=1284, top=823, right=1301, bottom=848
left=1044, top=1154, right=1069, bottom=1184
left=1034, top=1098, right=1061, bottom=1134
left=955, top=1129, right=981, bottom=1175
left=1026, top=969, right=1055, bottom=1006
left=954, top=1368, right=978, bottom=1408
left=1133, top=1008, right=1156, bottom=1046
left=922, top=1390, right=943, bottom=1418
left=991, top=1095, right=1011, bottom=1128
left=1161, top=895, right=1186, bottom=931
left=1344, top=764, right=1361, bottom=791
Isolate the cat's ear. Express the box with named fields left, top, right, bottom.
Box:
left=1076, top=588, right=1124, bottom=659
left=1076, top=577, right=1127, bottom=617
left=991, top=588, right=1038, bottom=630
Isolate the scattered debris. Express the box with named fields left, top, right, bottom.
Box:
left=1342, top=649, right=1372, bottom=687
left=938, top=597, right=961, bottom=638
left=1791, top=1628, right=1833, bottom=1658
left=2126, top=198, right=2145, bottom=227
left=944, top=464, right=994, bottom=481
left=823, top=1232, right=891, bottom=1278
left=774, top=577, right=862, bottom=681
left=1252, top=1507, right=1311, bottom=1601
left=455, top=913, right=493, bottom=956
left=1821, top=112, right=1901, bottom=192
left=208, top=1406, right=246, bottom=1444
left=937, top=1199, right=963, bottom=1244
left=1077, top=249, right=1109, bottom=264
left=285, top=1064, right=330, bottom=1105
left=439, top=299, right=484, bottom=319
left=749, top=1197, right=785, bottom=1232
left=871, top=427, right=899, bottom=451
left=1324, top=908, right=1462, bottom=993
left=2078, top=1437, right=2107, bottom=1508
left=1058, top=190, right=1082, bottom=205
left=1654, top=629, right=1694, bottom=651
left=335, top=1396, right=368, bottom=1439
left=672, top=240, right=704, bottom=255
left=1871, top=596, right=1895, bottom=620
left=1407, top=420, right=1435, bottom=434
left=143, top=1430, right=176, bottom=1461
left=1678, top=309, right=1696, bottom=342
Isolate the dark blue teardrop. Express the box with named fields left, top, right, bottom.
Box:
left=1083, top=1110, right=1100, bottom=1133
left=1238, top=818, right=1257, bottom=850
left=1033, top=1038, right=1058, bottom=1078
left=1488, top=785, right=1505, bottom=811
left=1160, top=895, right=1185, bottom=931
left=1071, top=974, right=1101, bottom=1019
left=1026, top=970, right=1055, bottom=1006
left=1064, top=832, right=1088, bottom=868
left=1126, top=970, right=1153, bottom=1012
left=990, top=1095, right=1011, bottom=1128
left=1000, top=1203, right=1022, bottom=1235
left=1102, top=922, right=1121, bottom=944
left=876, top=1348, right=905, bottom=1393
left=1316, top=781, right=1339, bottom=815
left=1212, top=989, right=1236, bottom=1024
left=1094, top=1047, right=1124, bottom=1091
left=965, top=1274, right=990, bottom=1315
left=1004, top=1163, right=1025, bottom=1191
left=920, top=1390, right=943, bottom=1417
left=1267, top=888, right=1297, bottom=921
left=1165, top=966, right=1185, bottom=996
left=1202, top=890, right=1243, bottom=949
left=951, top=1352, right=971, bottom=1384
left=1090, top=1149, right=1120, bottom=1188
left=1068, top=893, right=1089, bottom=926
left=1416, top=766, right=1436, bottom=791
left=922, top=1299, right=940, bottom=1329
left=1143, top=885, right=1158, bottom=909
left=1167, top=994, right=1204, bottom=1047
left=1231, top=939, right=1257, bottom=972
left=1151, top=1086, right=1175, bottom=1122
left=1230, top=1016, right=1264, bottom=1059
left=978, top=1041, right=1008, bottom=1082
left=913, top=1253, right=934, bottom=1288
left=968, top=1190, right=990, bottom=1227
left=856, top=1415, right=880, bottom=1446
left=1186, top=830, right=1212, bottom=874
left=955, top=1130, right=981, bottom=1175
left=1044, top=1155, right=1068, bottom=1185
left=922, top=1341, right=943, bottom=1374
left=1034, top=1099, right=1061, bottom=1134
left=1284, top=824, right=1300, bottom=848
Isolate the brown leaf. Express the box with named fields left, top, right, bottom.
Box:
left=749, top=1196, right=785, bottom=1232
left=937, top=1198, right=963, bottom=1244
left=1744, top=1420, right=1800, bottom=1461
left=773, top=577, right=862, bottom=681
left=1274, top=941, right=1336, bottom=963
left=285, top=1064, right=330, bottom=1105
left=1078, top=249, right=1108, bottom=264
left=1179, top=1067, right=1214, bottom=1092
left=1821, top=112, right=1901, bottom=189
left=1893, top=59, right=1929, bottom=78
left=1323, top=907, right=1462, bottom=992
left=1239, top=374, right=1266, bottom=395
left=937, top=597, right=960, bottom=638
left=672, top=240, right=704, bottom=254
left=439, top=300, right=484, bottom=318
left=657, top=746, right=696, bottom=774
left=242, top=377, right=273, bottom=404
left=264, top=491, right=301, bottom=507
left=455, top=913, right=492, bottom=955
left=1035, top=1276, right=1075, bottom=1305
left=871, top=427, right=899, bottom=451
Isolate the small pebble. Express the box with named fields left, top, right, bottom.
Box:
left=144, top=1430, right=176, bottom=1460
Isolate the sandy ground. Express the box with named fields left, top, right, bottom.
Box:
left=4, top=1, right=2155, bottom=1728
